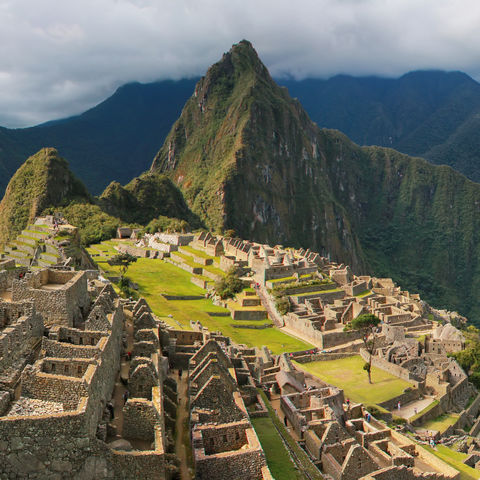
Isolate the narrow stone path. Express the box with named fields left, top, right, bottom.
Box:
left=174, top=370, right=192, bottom=479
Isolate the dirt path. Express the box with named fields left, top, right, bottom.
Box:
left=174, top=370, right=192, bottom=479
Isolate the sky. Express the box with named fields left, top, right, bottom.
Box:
left=1, top=0, right=480, bottom=127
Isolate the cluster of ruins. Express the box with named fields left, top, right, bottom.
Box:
left=0, top=223, right=478, bottom=479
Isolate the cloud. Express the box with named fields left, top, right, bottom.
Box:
left=1, top=0, right=480, bottom=126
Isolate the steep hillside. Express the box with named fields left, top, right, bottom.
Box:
left=281, top=72, right=480, bottom=182
left=0, top=148, right=90, bottom=244
left=0, top=148, right=198, bottom=247
left=152, top=40, right=480, bottom=322
left=0, top=79, right=197, bottom=194
left=99, top=172, right=201, bottom=226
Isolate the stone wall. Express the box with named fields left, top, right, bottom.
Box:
left=123, top=398, right=159, bottom=442
left=193, top=424, right=266, bottom=480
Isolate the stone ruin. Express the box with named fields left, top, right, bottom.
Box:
left=188, top=340, right=272, bottom=480
left=0, top=268, right=173, bottom=479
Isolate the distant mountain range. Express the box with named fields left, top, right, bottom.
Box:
left=282, top=70, right=480, bottom=181
left=0, top=79, right=197, bottom=194
left=2, top=66, right=480, bottom=195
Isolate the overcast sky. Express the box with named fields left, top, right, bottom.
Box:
left=1, top=0, right=480, bottom=127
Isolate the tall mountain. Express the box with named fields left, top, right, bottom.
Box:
left=0, top=148, right=90, bottom=244
left=0, top=79, right=197, bottom=195
left=151, top=40, right=480, bottom=322
left=281, top=71, right=480, bottom=182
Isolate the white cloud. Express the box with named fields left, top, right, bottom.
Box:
left=1, top=0, right=480, bottom=126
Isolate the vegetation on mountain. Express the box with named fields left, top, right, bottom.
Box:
left=99, top=172, right=200, bottom=227
left=0, top=148, right=198, bottom=247
left=282, top=71, right=480, bottom=183
left=0, top=148, right=90, bottom=244
left=151, top=40, right=480, bottom=323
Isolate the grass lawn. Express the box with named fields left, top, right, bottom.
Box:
left=251, top=417, right=303, bottom=480
left=424, top=445, right=480, bottom=480
left=422, top=413, right=459, bottom=433
left=256, top=390, right=324, bottom=480
left=295, top=287, right=342, bottom=297
left=88, top=244, right=313, bottom=354
left=295, top=356, right=412, bottom=407
left=355, top=290, right=372, bottom=297
left=179, top=245, right=220, bottom=261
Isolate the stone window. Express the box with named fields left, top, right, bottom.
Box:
left=91, top=338, right=95, bottom=346
left=64, top=365, right=69, bottom=374
left=78, top=366, right=82, bottom=375
left=51, top=364, right=56, bottom=373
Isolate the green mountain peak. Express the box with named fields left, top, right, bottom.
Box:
left=0, top=147, right=90, bottom=244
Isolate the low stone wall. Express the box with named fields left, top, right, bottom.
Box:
left=232, top=323, right=272, bottom=330
left=191, top=276, right=210, bottom=289
left=162, top=294, right=205, bottom=300
left=115, top=244, right=150, bottom=258
left=378, top=388, right=421, bottom=412
left=231, top=310, right=268, bottom=321
left=290, top=289, right=345, bottom=305
left=294, top=352, right=355, bottom=363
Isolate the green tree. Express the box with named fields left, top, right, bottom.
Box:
left=214, top=267, right=244, bottom=299
left=348, top=313, right=381, bottom=384
left=107, top=252, right=137, bottom=281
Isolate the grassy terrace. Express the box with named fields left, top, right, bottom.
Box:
left=268, top=274, right=313, bottom=284
left=252, top=417, right=303, bottom=479
left=172, top=251, right=225, bottom=277
left=295, top=287, right=342, bottom=297
left=424, top=445, right=480, bottom=480
left=295, top=356, right=412, bottom=409
left=179, top=245, right=220, bottom=261
left=355, top=290, right=372, bottom=297
left=88, top=241, right=313, bottom=354
left=421, top=413, right=459, bottom=433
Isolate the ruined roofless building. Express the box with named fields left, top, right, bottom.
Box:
left=0, top=268, right=170, bottom=479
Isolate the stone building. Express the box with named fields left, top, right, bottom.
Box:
left=188, top=340, right=271, bottom=480
left=0, top=270, right=171, bottom=479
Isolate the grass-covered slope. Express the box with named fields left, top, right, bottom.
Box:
left=0, top=148, right=90, bottom=244
left=151, top=40, right=480, bottom=322
left=99, top=172, right=200, bottom=227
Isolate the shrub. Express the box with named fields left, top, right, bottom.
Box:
left=214, top=267, right=245, bottom=299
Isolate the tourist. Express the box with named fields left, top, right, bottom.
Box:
left=123, top=390, right=129, bottom=404
left=107, top=401, right=114, bottom=420
left=397, top=401, right=401, bottom=411
left=366, top=413, right=371, bottom=423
